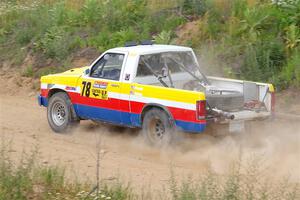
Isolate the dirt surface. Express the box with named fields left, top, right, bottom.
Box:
left=0, top=74, right=300, bottom=192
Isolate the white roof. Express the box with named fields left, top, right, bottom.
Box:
left=109, top=44, right=192, bottom=55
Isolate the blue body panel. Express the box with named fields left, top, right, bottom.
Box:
left=74, top=104, right=206, bottom=133
left=38, top=95, right=48, bottom=107
left=38, top=95, right=206, bottom=133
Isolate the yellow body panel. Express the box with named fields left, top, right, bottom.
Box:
left=77, top=78, right=205, bottom=103
left=132, top=83, right=205, bottom=103
left=41, top=67, right=205, bottom=104
left=41, top=67, right=88, bottom=87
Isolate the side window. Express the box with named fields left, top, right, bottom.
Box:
left=90, top=53, right=124, bottom=81
left=136, top=54, right=162, bottom=77
left=136, top=62, right=152, bottom=77
left=136, top=53, right=182, bottom=78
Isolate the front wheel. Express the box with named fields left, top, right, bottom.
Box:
left=142, top=108, right=174, bottom=147
left=47, top=92, right=79, bottom=133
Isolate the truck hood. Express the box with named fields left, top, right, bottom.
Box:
left=41, top=66, right=89, bottom=84
left=59, top=66, right=89, bottom=76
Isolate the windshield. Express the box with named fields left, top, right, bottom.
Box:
left=135, top=51, right=207, bottom=90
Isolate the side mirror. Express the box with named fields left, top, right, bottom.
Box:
left=84, top=68, right=90, bottom=76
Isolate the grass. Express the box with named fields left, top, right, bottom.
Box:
left=22, top=65, right=34, bottom=77
left=169, top=161, right=299, bottom=200
left=0, top=0, right=300, bottom=89
left=0, top=139, right=299, bottom=200
left=0, top=139, right=132, bottom=200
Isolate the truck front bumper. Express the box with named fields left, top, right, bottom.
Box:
left=37, top=95, right=48, bottom=107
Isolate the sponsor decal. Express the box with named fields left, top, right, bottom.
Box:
left=82, top=81, right=108, bottom=100
left=93, top=81, right=108, bottom=89
left=125, top=73, right=130, bottom=81
left=65, top=86, right=76, bottom=91
left=92, top=88, right=108, bottom=100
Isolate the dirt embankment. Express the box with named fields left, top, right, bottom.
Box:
left=0, top=71, right=299, bottom=191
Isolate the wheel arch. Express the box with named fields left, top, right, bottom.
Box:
left=140, top=103, right=174, bottom=125
left=47, top=88, right=78, bottom=121
left=48, top=88, right=68, bottom=99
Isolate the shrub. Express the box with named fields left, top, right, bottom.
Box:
left=244, top=39, right=285, bottom=78
left=284, top=24, right=300, bottom=50
left=153, top=30, right=174, bottom=44
left=80, top=0, right=103, bottom=27
left=182, top=0, right=207, bottom=16
left=35, top=26, right=73, bottom=60
left=277, top=49, right=300, bottom=88
left=22, top=65, right=34, bottom=77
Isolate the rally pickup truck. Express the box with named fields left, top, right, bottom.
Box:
left=38, top=44, right=275, bottom=145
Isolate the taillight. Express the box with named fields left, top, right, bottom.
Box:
left=271, top=92, right=275, bottom=113
left=196, top=100, right=206, bottom=120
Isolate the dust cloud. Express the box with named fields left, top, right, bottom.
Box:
left=0, top=81, right=299, bottom=190
left=75, top=119, right=300, bottom=184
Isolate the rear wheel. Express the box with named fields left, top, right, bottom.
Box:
left=47, top=92, right=79, bottom=133
left=142, top=108, right=173, bottom=147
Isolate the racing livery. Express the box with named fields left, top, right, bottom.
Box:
left=38, top=44, right=275, bottom=145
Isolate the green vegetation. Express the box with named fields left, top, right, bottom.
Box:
left=0, top=0, right=185, bottom=59
left=0, top=140, right=298, bottom=200
left=0, top=140, right=133, bottom=200
left=0, top=0, right=299, bottom=89
left=182, top=0, right=300, bottom=90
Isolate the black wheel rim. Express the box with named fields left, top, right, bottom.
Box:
left=148, top=118, right=165, bottom=143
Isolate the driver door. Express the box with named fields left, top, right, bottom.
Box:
left=77, top=52, right=126, bottom=125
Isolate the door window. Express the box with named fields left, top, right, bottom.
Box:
left=90, top=53, right=124, bottom=81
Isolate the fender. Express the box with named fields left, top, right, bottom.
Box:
left=139, top=103, right=175, bottom=126
left=47, top=88, right=79, bottom=121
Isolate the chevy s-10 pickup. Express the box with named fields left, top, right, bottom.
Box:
left=38, top=43, right=275, bottom=146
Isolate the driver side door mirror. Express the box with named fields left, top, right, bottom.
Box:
left=84, top=68, right=90, bottom=76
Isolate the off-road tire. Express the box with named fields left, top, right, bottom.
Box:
left=142, top=108, right=173, bottom=147
left=47, top=92, right=79, bottom=133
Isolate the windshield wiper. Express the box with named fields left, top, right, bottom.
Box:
left=141, top=58, right=169, bottom=88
